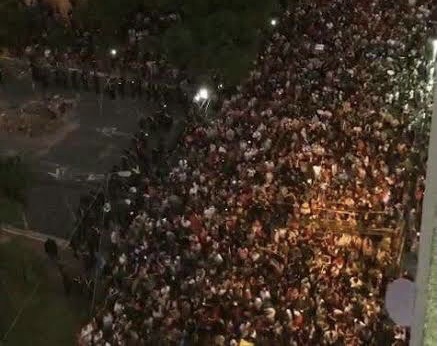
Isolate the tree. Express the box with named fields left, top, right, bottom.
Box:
left=160, top=0, right=280, bottom=83
left=0, top=156, right=33, bottom=205
left=0, top=1, right=32, bottom=48
left=74, top=0, right=144, bottom=35
left=74, top=0, right=280, bottom=83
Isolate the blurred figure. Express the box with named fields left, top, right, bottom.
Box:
left=44, top=238, right=59, bottom=262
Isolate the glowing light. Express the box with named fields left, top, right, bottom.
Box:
left=194, top=87, right=209, bottom=102
left=103, top=202, right=111, bottom=213
left=116, top=171, right=132, bottom=177
left=271, top=19, right=277, bottom=26
left=199, top=88, right=209, bottom=100
left=110, top=49, right=117, bottom=57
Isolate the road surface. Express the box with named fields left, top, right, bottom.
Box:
left=0, top=58, right=187, bottom=239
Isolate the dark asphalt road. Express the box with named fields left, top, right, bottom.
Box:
left=1, top=58, right=187, bottom=238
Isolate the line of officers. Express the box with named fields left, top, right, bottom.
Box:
left=29, top=63, right=187, bottom=105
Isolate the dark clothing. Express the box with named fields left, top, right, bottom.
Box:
left=44, top=238, right=59, bottom=261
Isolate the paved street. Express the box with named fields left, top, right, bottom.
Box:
left=0, top=58, right=187, bottom=238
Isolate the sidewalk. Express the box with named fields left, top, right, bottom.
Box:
left=0, top=224, right=69, bottom=248
left=0, top=225, right=88, bottom=346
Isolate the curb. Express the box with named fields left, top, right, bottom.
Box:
left=0, top=224, right=69, bottom=248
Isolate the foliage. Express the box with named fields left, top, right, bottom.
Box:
left=0, top=1, right=32, bottom=48
left=45, top=25, right=76, bottom=50
left=74, top=0, right=144, bottom=36
left=74, top=0, right=280, bottom=84
left=0, top=156, right=33, bottom=205
left=160, top=0, right=280, bottom=83
left=2, top=0, right=280, bottom=83
left=0, top=198, right=23, bottom=228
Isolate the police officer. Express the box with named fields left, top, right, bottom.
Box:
left=136, top=77, right=142, bottom=98
left=107, top=78, right=116, bottom=100
left=159, top=103, right=172, bottom=129
left=118, top=76, right=125, bottom=98
left=104, top=78, right=110, bottom=98
left=164, top=111, right=173, bottom=130
left=147, top=115, right=157, bottom=132
left=93, top=72, right=100, bottom=94
left=146, top=82, right=153, bottom=101
left=151, top=83, right=157, bottom=101
left=138, top=116, right=147, bottom=131
left=71, top=69, right=79, bottom=90
left=144, top=81, right=151, bottom=101
left=30, top=63, right=39, bottom=83
left=60, top=69, right=66, bottom=89
left=54, top=66, right=62, bottom=87
left=130, top=79, right=137, bottom=98
left=61, top=69, right=68, bottom=89
left=81, top=69, right=89, bottom=91
left=41, top=68, right=49, bottom=90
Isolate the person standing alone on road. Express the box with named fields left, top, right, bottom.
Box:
left=44, top=238, right=59, bottom=262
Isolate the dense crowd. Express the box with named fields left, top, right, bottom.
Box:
left=15, top=1, right=191, bottom=110
left=75, top=0, right=435, bottom=345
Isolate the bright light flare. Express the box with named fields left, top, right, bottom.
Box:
left=116, top=171, right=132, bottom=177
left=194, top=87, right=209, bottom=102
left=270, top=19, right=277, bottom=26
left=199, top=88, right=209, bottom=100
left=110, top=49, right=117, bottom=57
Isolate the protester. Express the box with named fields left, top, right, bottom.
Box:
left=70, top=0, right=436, bottom=344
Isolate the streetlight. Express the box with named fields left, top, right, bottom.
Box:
left=199, top=88, right=209, bottom=100
left=193, top=87, right=209, bottom=102
left=270, top=18, right=278, bottom=27
left=193, top=87, right=211, bottom=116
left=193, top=87, right=209, bottom=103
left=110, top=49, right=117, bottom=57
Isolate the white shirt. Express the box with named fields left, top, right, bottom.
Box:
left=204, top=206, right=216, bottom=219
left=103, top=313, right=113, bottom=329
left=110, top=231, right=119, bottom=244
left=312, top=165, right=321, bottom=179
left=181, top=217, right=191, bottom=228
